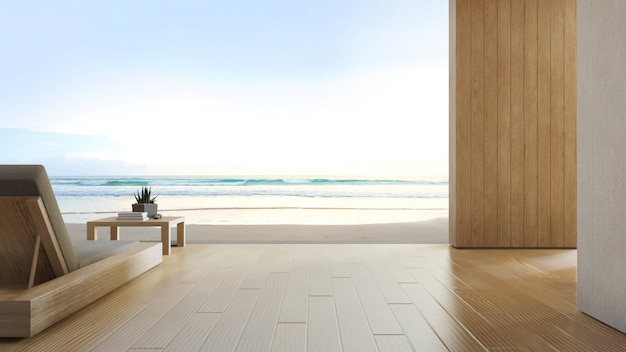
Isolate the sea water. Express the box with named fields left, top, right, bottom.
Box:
left=51, top=176, right=449, bottom=224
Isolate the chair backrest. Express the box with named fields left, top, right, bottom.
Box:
left=0, top=165, right=78, bottom=286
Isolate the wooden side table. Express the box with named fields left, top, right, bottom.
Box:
left=87, top=216, right=185, bottom=255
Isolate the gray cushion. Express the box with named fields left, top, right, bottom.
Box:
left=73, top=240, right=140, bottom=268
left=0, top=165, right=78, bottom=271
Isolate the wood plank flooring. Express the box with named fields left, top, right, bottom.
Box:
left=1, top=244, right=625, bottom=351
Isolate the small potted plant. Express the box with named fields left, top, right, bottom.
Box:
left=132, top=186, right=158, bottom=216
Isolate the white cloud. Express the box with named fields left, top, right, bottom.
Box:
left=4, top=65, right=448, bottom=176
left=1, top=0, right=449, bottom=176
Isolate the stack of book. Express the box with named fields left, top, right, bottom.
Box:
left=117, top=211, right=148, bottom=221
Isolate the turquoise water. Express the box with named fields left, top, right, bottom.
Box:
left=51, top=176, right=449, bottom=224
left=50, top=176, right=448, bottom=198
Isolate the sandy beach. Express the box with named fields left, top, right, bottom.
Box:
left=66, top=217, right=449, bottom=244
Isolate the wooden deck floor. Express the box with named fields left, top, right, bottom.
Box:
left=1, top=244, right=625, bottom=351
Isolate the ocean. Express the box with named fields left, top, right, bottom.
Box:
left=51, top=176, right=449, bottom=224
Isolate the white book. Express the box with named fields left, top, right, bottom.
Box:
left=118, top=211, right=147, bottom=217
left=116, top=216, right=148, bottom=221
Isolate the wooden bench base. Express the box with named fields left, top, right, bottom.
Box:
left=0, top=243, right=162, bottom=337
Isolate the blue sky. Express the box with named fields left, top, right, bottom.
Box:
left=0, top=0, right=448, bottom=177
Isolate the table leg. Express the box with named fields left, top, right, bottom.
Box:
left=177, top=221, right=186, bottom=248
left=87, top=223, right=97, bottom=240
left=110, top=226, right=119, bottom=240
left=161, top=224, right=171, bottom=255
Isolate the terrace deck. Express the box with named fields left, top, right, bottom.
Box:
left=1, top=244, right=624, bottom=351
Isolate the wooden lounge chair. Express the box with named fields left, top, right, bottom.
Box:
left=0, top=165, right=162, bottom=337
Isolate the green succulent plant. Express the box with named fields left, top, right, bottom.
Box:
left=134, top=186, right=157, bottom=204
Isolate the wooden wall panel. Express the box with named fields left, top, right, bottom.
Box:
left=497, top=0, right=512, bottom=247
left=450, top=0, right=576, bottom=248
left=537, top=0, right=552, bottom=247
left=449, top=0, right=457, bottom=247
left=510, top=0, right=525, bottom=247
left=454, top=0, right=472, bottom=247
left=563, top=0, right=577, bottom=247
left=550, top=0, right=565, bottom=248
left=470, top=0, right=486, bottom=246
left=484, top=0, right=499, bottom=247
left=524, top=0, right=539, bottom=247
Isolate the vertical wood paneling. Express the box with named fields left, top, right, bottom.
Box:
left=550, top=0, right=565, bottom=247
left=537, top=0, right=552, bottom=247
left=562, top=0, right=577, bottom=247
left=524, top=0, right=539, bottom=247
left=470, top=0, right=486, bottom=246
left=497, top=0, right=512, bottom=247
left=509, top=0, right=525, bottom=247
left=455, top=0, right=472, bottom=247
left=449, top=0, right=458, bottom=248
left=484, top=0, right=499, bottom=247
left=451, top=0, right=576, bottom=248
